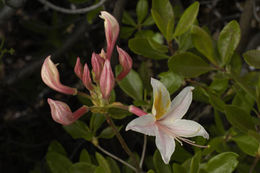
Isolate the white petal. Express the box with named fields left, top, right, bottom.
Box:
left=151, top=78, right=171, bottom=120
left=165, top=119, right=209, bottom=139
left=155, top=128, right=175, bottom=164
left=162, top=86, right=194, bottom=121
left=125, top=114, right=156, bottom=136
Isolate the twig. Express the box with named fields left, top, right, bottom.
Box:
left=37, top=0, right=106, bottom=14
left=139, top=135, right=147, bottom=168
left=96, top=144, right=137, bottom=172
left=253, top=0, right=260, bottom=22
left=249, top=155, right=259, bottom=173
left=1, top=19, right=89, bottom=86
left=104, top=113, right=141, bottom=173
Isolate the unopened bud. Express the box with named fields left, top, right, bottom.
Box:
left=116, top=46, right=133, bottom=81
left=100, top=60, right=115, bottom=99
left=82, top=63, right=94, bottom=91
left=129, top=105, right=147, bottom=116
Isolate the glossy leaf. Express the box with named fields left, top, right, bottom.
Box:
left=204, top=152, right=239, bottom=173
left=151, top=0, right=174, bottom=41
left=168, top=52, right=213, bottom=78
left=142, top=15, right=155, bottom=26
left=137, top=0, right=148, bottom=24
left=122, top=12, right=136, bottom=27
left=116, top=66, right=143, bottom=101
left=48, top=140, right=67, bottom=156
left=218, top=20, right=240, bottom=66
left=232, top=135, right=259, bottom=156
left=46, top=152, right=72, bottom=173
left=224, top=105, right=254, bottom=133
left=153, top=150, right=171, bottom=173
left=79, top=149, right=91, bottom=163
left=95, top=152, right=111, bottom=173
left=159, top=71, right=184, bottom=94
left=108, top=107, right=131, bottom=119
left=174, top=2, right=199, bottom=37
left=90, top=113, right=105, bottom=134
left=98, top=126, right=122, bottom=139
left=69, top=163, right=96, bottom=173
left=147, top=37, right=168, bottom=53
left=243, top=49, right=260, bottom=68
left=172, top=163, right=187, bottom=173
left=189, top=151, right=201, bottom=173
left=63, top=120, right=93, bottom=141
left=129, top=38, right=170, bottom=60
left=191, top=25, right=217, bottom=65
left=106, top=158, right=120, bottom=173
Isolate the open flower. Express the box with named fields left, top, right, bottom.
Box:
left=126, top=78, right=209, bottom=164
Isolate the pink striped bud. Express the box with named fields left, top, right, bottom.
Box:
left=129, top=105, right=147, bottom=116
left=100, top=11, right=119, bottom=60
left=47, top=98, right=88, bottom=125
left=41, top=56, right=77, bottom=95
left=100, top=59, right=115, bottom=99
left=116, top=46, right=133, bottom=81
left=82, top=63, right=94, bottom=91
left=91, top=53, right=104, bottom=81
left=74, top=57, right=83, bottom=79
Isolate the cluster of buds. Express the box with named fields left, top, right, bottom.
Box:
left=41, top=11, right=133, bottom=125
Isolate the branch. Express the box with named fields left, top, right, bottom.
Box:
left=37, top=0, right=106, bottom=14
left=1, top=19, right=90, bottom=86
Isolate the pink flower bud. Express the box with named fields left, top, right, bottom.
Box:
left=47, top=98, right=88, bottom=125
left=116, top=46, right=133, bottom=81
left=100, top=59, right=115, bottom=99
left=91, top=53, right=104, bottom=81
left=129, top=105, right=147, bottom=116
left=82, top=63, right=94, bottom=91
left=100, top=11, right=119, bottom=60
left=41, top=56, right=77, bottom=95
left=74, top=57, right=83, bottom=79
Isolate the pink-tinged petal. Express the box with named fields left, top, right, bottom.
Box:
left=116, top=46, right=133, bottom=81
left=100, top=11, right=119, bottom=60
left=99, top=60, right=115, bottom=99
left=74, top=57, right=83, bottom=79
left=162, top=86, right=194, bottom=121
left=129, top=105, right=147, bottom=116
left=99, top=49, right=106, bottom=59
left=82, top=63, right=94, bottom=91
left=155, top=127, right=175, bottom=164
left=91, top=53, right=104, bottom=81
left=125, top=114, right=156, bottom=136
left=41, top=56, right=77, bottom=95
left=151, top=78, right=171, bottom=120
left=165, top=119, right=209, bottom=139
left=47, top=98, right=88, bottom=125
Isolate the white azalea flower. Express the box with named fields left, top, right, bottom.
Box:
left=126, top=78, right=209, bottom=164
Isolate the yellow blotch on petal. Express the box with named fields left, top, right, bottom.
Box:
left=154, top=90, right=170, bottom=120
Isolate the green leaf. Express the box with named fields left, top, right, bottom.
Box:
left=122, top=12, right=136, bottom=27
left=69, top=163, right=96, bottom=173
left=63, top=120, right=93, bottom=141
left=116, top=67, right=143, bottom=101
left=137, top=0, right=148, bottom=24
left=243, top=49, right=260, bottom=68
left=218, top=20, right=240, bottom=66
left=95, top=152, right=111, bottom=173
left=172, top=163, right=187, bottom=173
left=159, top=71, right=184, bottom=94
left=147, top=37, right=168, bottom=53
left=174, top=2, right=199, bottom=37
left=232, top=135, right=259, bottom=156
left=208, top=92, right=226, bottom=112
left=142, top=15, right=155, bottom=26
left=79, top=149, right=91, bottom=163
left=120, top=26, right=136, bottom=39
left=168, top=52, right=213, bottom=78
left=214, top=110, right=225, bottom=135
left=224, top=105, right=254, bottom=133
left=46, top=152, right=72, bottom=173
left=153, top=150, right=171, bottom=173
left=147, top=170, right=156, bottom=173
left=108, top=107, right=131, bottom=119
left=106, top=158, right=120, bottom=173
left=204, top=152, right=239, bottom=173
left=98, top=126, right=122, bottom=139
left=90, top=113, right=105, bottom=134
left=191, top=25, right=217, bottom=65
left=151, top=0, right=174, bottom=41
left=129, top=38, right=170, bottom=60
left=94, top=166, right=106, bottom=173
left=209, top=74, right=229, bottom=95
left=189, top=151, right=201, bottom=173
left=48, top=140, right=67, bottom=156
